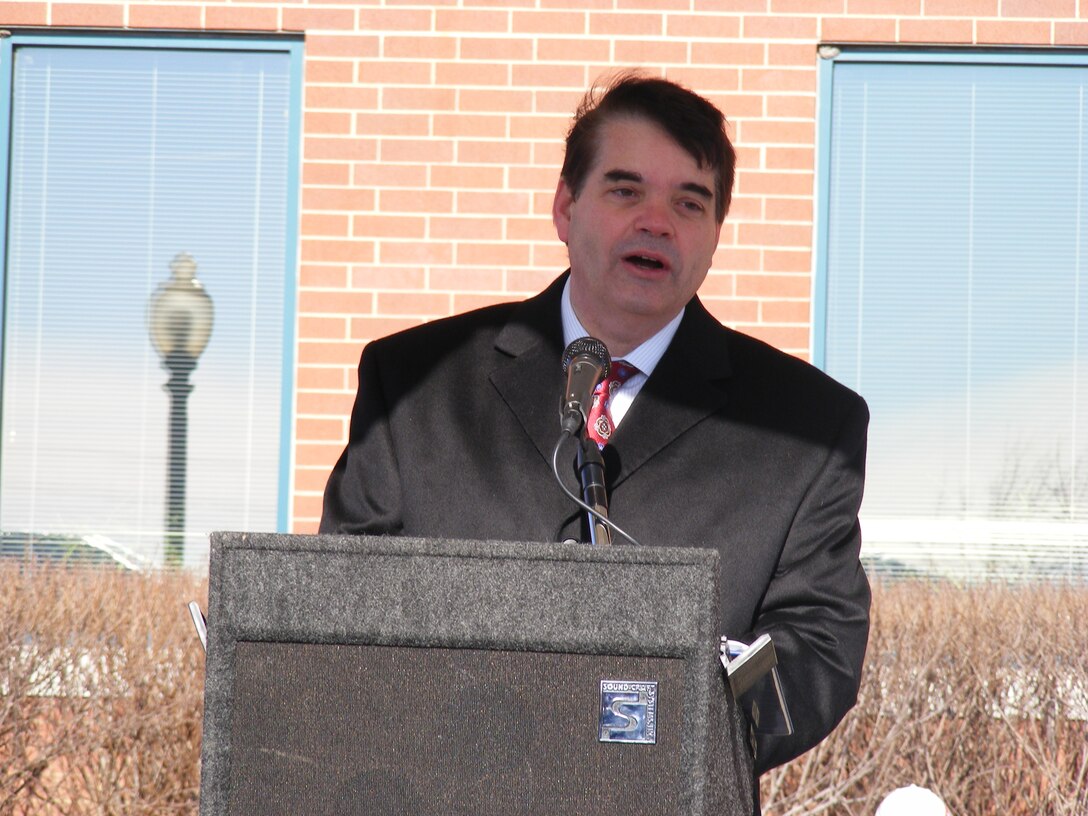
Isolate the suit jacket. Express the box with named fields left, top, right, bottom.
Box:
left=321, top=273, right=871, bottom=774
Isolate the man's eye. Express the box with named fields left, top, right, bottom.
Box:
left=611, top=187, right=637, bottom=198
left=679, top=199, right=706, bottom=213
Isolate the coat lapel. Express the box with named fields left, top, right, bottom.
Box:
left=488, top=275, right=568, bottom=465
left=605, top=297, right=733, bottom=488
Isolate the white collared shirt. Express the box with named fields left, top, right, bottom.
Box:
left=560, top=277, right=684, bottom=429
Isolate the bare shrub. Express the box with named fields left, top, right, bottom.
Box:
left=760, top=580, right=1088, bottom=815
left=3, top=566, right=1086, bottom=814
left=0, top=564, right=205, bottom=815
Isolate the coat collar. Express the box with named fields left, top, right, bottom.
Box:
left=489, top=272, right=734, bottom=486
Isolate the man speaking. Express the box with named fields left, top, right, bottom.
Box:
left=321, top=72, right=870, bottom=787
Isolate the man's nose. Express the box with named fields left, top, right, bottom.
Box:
left=633, top=197, right=674, bottom=237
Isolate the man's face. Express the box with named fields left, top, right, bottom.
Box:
left=553, top=115, right=723, bottom=354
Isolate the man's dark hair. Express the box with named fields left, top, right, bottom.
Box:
left=560, top=72, right=736, bottom=223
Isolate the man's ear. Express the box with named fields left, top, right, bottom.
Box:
left=552, top=178, right=574, bottom=244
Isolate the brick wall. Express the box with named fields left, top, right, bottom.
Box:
left=5, top=0, right=1086, bottom=531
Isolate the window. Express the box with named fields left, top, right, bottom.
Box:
left=0, top=33, right=302, bottom=568
left=816, top=49, right=1088, bottom=580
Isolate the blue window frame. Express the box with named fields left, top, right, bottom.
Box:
left=815, top=48, right=1088, bottom=580
left=0, top=32, right=303, bottom=568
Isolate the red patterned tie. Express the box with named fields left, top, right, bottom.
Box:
left=586, top=360, right=639, bottom=448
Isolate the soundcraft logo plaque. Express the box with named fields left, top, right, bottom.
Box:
left=598, top=680, right=657, bottom=744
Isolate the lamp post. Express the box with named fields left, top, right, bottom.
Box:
left=148, top=252, right=214, bottom=568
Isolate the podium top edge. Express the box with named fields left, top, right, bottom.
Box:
left=209, top=531, right=720, bottom=569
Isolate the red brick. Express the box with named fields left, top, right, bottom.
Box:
left=292, top=496, right=324, bottom=526
left=512, top=63, right=588, bottom=88
left=305, top=59, right=355, bottom=84
left=457, top=241, right=531, bottom=267
left=384, top=34, right=457, bottom=59
left=434, top=114, right=508, bottom=139
left=205, top=5, right=279, bottom=31
left=764, top=197, right=814, bottom=222
left=358, top=8, right=434, bottom=31
left=377, top=291, right=452, bottom=316
left=926, top=0, right=995, bottom=11
left=459, top=88, right=534, bottom=113
left=431, top=267, right=506, bottom=291
left=359, top=61, right=432, bottom=85
left=379, top=189, right=454, bottom=213
left=740, top=171, right=814, bottom=196
left=302, top=238, right=378, bottom=264
left=431, top=164, right=507, bottom=190
left=760, top=298, right=812, bottom=323
left=763, top=249, right=813, bottom=272
left=437, top=61, right=511, bottom=87
left=772, top=0, right=844, bottom=11
left=847, top=0, right=919, bottom=13
left=588, top=11, right=666, bottom=36
left=379, top=241, right=454, bottom=265
left=298, top=391, right=358, bottom=417
left=301, top=289, right=375, bottom=315
left=433, top=214, right=507, bottom=239
left=307, top=34, right=380, bottom=59
left=305, top=111, right=352, bottom=136
left=305, top=136, right=378, bottom=162
left=738, top=222, right=813, bottom=248
left=977, top=19, right=1051, bottom=43
left=306, top=84, right=380, bottom=110
left=128, top=4, right=203, bottom=29
left=349, top=266, right=427, bottom=290
left=355, top=112, right=429, bottom=137
left=619, top=0, right=689, bottom=10
left=900, top=18, right=975, bottom=43
left=820, top=16, right=898, bottom=41
left=353, top=214, right=427, bottom=239
left=691, top=41, right=768, bottom=67
left=303, top=186, right=377, bottom=212
left=666, top=13, right=741, bottom=38
left=298, top=317, right=348, bottom=344
left=435, top=8, right=510, bottom=32
left=456, top=139, right=532, bottom=165
left=741, top=67, right=817, bottom=93
left=743, top=14, right=819, bottom=39
left=461, top=37, right=535, bottom=61
left=384, top=87, right=457, bottom=112
left=456, top=190, right=531, bottom=214
left=512, top=10, right=587, bottom=35
left=355, top=162, right=429, bottom=188
left=738, top=119, right=814, bottom=145
left=282, top=7, right=355, bottom=31
left=766, top=94, right=816, bottom=119
left=613, top=39, right=687, bottom=63
left=295, top=410, right=350, bottom=436
left=1055, top=22, right=1088, bottom=43
left=293, top=443, right=343, bottom=470
left=1001, top=0, right=1074, bottom=17
left=300, top=264, right=349, bottom=289
left=348, top=316, right=425, bottom=341
left=0, top=3, right=47, bottom=24
left=537, top=38, right=611, bottom=62
left=297, top=339, right=372, bottom=366
left=380, top=139, right=454, bottom=163
left=51, top=3, right=124, bottom=26
left=302, top=213, right=351, bottom=237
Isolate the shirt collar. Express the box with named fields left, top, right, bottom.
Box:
left=560, top=276, right=683, bottom=378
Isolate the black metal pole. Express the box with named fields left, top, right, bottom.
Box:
left=163, top=351, right=195, bottom=568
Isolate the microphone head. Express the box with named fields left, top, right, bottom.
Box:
left=561, top=336, right=611, bottom=376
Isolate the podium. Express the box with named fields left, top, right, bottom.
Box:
left=198, top=532, right=755, bottom=815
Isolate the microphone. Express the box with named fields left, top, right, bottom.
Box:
left=560, top=337, right=610, bottom=435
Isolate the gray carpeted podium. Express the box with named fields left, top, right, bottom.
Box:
left=198, top=532, right=755, bottom=815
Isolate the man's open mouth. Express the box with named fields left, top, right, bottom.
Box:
left=626, top=254, right=666, bottom=270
